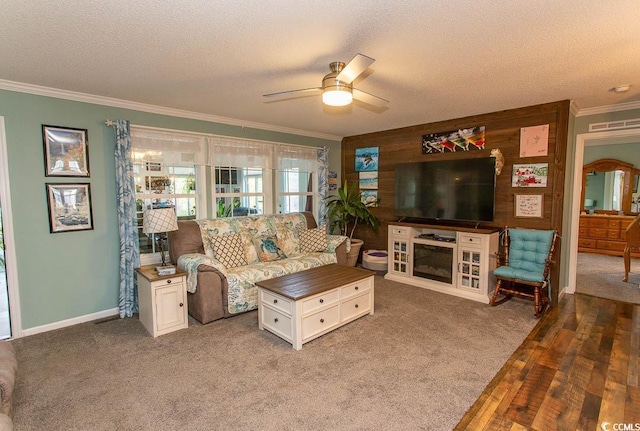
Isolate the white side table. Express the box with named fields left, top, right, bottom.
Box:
left=136, top=265, right=188, bottom=337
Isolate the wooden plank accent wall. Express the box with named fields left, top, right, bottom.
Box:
left=342, top=100, right=570, bottom=305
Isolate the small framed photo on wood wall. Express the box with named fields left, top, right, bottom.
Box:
left=514, top=194, right=544, bottom=218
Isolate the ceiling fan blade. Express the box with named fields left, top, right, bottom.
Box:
left=263, top=87, right=321, bottom=99
left=353, top=88, right=389, bottom=107
left=336, top=53, right=375, bottom=83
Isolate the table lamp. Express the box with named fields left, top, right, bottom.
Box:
left=142, top=207, right=179, bottom=274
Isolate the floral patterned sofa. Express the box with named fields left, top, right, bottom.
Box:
left=168, top=212, right=349, bottom=324
left=0, top=342, right=16, bottom=431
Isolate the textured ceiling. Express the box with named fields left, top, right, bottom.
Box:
left=1, top=0, right=639, bottom=139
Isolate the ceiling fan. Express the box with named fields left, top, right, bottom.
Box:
left=263, top=53, right=389, bottom=108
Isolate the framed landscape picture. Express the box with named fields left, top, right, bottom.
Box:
left=359, top=171, right=378, bottom=189
left=46, top=183, right=94, bottom=233
left=42, top=125, right=90, bottom=177
left=355, top=147, right=379, bottom=172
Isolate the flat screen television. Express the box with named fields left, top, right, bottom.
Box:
left=394, top=157, right=496, bottom=223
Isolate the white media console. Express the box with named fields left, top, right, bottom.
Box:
left=385, top=223, right=500, bottom=303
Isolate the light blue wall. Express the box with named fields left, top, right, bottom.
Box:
left=566, top=108, right=640, bottom=210
left=583, top=142, right=640, bottom=166
left=574, top=108, right=640, bottom=135
left=584, top=174, right=606, bottom=210
left=0, top=89, right=341, bottom=331
left=562, top=106, right=640, bottom=290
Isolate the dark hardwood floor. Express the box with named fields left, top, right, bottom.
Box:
left=455, top=293, right=640, bottom=431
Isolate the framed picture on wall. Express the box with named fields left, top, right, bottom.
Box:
left=422, top=126, right=486, bottom=154
left=519, top=124, right=549, bottom=157
left=46, top=183, right=94, bottom=233
left=42, top=125, right=90, bottom=177
left=145, top=162, right=162, bottom=172
left=355, top=147, right=379, bottom=171
left=512, top=163, right=548, bottom=187
left=514, top=194, right=544, bottom=218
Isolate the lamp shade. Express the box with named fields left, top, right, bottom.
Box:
left=142, top=208, right=178, bottom=234
left=322, top=87, right=353, bottom=106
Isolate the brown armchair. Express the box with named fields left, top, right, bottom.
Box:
left=623, top=214, right=640, bottom=282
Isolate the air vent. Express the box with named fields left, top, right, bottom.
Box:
left=589, top=118, right=640, bottom=132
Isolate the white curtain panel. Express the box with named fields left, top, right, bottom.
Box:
left=276, top=145, right=317, bottom=172
left=208, top=136, right=274, bottom=169
left=131, top=127, right=208, bottom=166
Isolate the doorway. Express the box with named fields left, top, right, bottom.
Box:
left=0, top=210, right=9, bottom=338
left=0, top=116, right=19, bottom=339
left=568, top=127, right=640, bottom=302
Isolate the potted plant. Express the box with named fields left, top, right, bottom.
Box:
left=216, top=198, right=240, bottom=218
left=326, top=180, right=379, bottom=266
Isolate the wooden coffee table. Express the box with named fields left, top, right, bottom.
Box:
left=256, top=264, right=375, bottom=350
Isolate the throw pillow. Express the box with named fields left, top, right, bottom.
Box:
left=211, top=233, right=247, bottom=268
left=299, top=227, right=329, bottom=253
left=252, top=235, right=288, bottom=262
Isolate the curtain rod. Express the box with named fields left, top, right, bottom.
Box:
left=105, top=121, right=328, bottom=152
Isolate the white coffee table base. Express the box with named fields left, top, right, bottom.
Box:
left=257, top=265, right=375, bottom=350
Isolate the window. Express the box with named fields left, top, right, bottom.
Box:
left=210, top=141, right=318, bottom=218
left=210, top=137, right=274, bottom=218
left=130, top=127, right=326, bottom=260
left=135, top=162, right=200, bottom=255
left=131, top=127, right=207, bottom=264
left=276, top=145, right=318, bottom=215
left=277, top=169, right=313, bottom=214
left=215, top=167, right=267, bottom=217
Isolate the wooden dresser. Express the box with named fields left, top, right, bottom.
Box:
left=578, top=214, right=640, bottom=257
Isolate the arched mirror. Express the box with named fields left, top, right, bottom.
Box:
left=581, top=159, right=639, bottom=215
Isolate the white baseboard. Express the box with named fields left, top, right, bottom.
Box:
left=19, top=308, right=120, bottom=338
left=559, top=285, right=568, bottom=299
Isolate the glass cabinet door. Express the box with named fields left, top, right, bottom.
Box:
left=459, top=249, right=481, bottom=290
left=392, top=240, right=408, bottom=274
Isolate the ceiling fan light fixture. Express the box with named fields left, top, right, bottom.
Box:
left=322, top=87, right=353, bottom=106
left=322, top=67, right=353, bottom=106
left=263, top=54, right=388, bottom=108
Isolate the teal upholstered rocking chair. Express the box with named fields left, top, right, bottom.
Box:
left=489, top=228, right=558, bottom=318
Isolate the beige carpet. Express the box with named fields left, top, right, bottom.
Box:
left=11, top=276, right=537, bottom=431
left=576, top=252, right=640, bottom=304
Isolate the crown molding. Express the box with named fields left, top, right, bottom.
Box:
left=0, top=79, right=343, bottom=142
left=576, top=99, right=640, bottom=117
